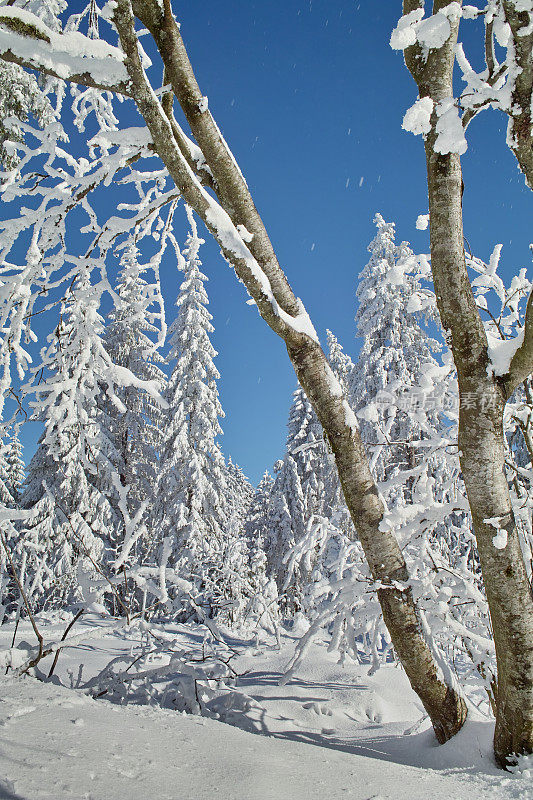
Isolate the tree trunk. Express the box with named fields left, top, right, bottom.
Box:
left=403, top=0, right=533, bottom=766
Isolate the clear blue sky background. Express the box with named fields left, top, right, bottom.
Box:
left=11, top=1, right=533, bottom=485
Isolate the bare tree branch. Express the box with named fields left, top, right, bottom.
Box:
left=47, top=608, right=84, bottom=679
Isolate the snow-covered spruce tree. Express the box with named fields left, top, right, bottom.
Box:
left=349, top=220, right=482, bottom=649
left=0, top=425, right=16, bottom=508
left=324, top=330, right=356, bottom=536
left=285, top=246, right=494, bottom=695
left=246, top=470, right=273, bottom=562
left=0, top=422, right=20, bottom=619
left=214, top=457, right=273, bottom=624
left=326, top=329, right=354, bottom=395
left=266, top=458, right=300, bottom=598
left=242, top=471, right=279, bottom=623
left=5, top=424, right=24, bottom=502
left=281, top=331, right=358, bottom=623
left=101, top=235, right=166, bottom=560
left=210, top=516, right=252, bottom=625
left=19, top=273, right=122, bottom=611
left=349, top=215, right=442, bottom=497
left=225, top=457, right=254, bottom=535
left=267, top=385, right=331, bottom=612
left=154, top=206, right=236, bottom=620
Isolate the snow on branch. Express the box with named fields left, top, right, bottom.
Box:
left=468, top=245, right=533, bottom=392
left=391, top=3, right=462, bottom=52
left=0, top=6, right=131, bottom=95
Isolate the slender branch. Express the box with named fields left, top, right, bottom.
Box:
left=506, top=290, right=533, bottom=395
left=462, top=64, right=507, bottom=130
left=485, top=17, right=497, bottom=78
left=47, top=608, right=85, bottom=678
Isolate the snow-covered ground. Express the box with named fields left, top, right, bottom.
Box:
left=0, top=614, right=531, bottom=800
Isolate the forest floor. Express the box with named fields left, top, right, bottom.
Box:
left=0, top=613, right=531, bottom=800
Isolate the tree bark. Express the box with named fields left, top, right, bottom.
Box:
left=501, top=1, right=533, bottom=189
left=403, top=0, right=533, bottom=767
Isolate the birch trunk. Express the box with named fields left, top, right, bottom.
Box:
left=403, top=0, right=533, bottom=767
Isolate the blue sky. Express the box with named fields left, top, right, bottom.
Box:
left=168, top=1, right=533, bottom=484
left=10, top=1, right=533, bottom=485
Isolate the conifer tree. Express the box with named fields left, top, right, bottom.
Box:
left=244, top=471, right=278, bottom=623
left=154, top=206, right=229, bottom=619
left=102, top=236, right=166, bottom=557
left=19, top=273, right=122, bottom=610
left=324, top=330, right=356, bottom=535
left=225, top=457, right=254, bottom=535
left=267, top=386, right=330, bottom=610
left=0, top=426, right=16, bottom=508
left=349, top=214, right=441, bottom=495
left=246, top=471, right=274, bottom=558
left=326, top=329, right=354, bottom=395
left=5, top=424, right=25, bottom=502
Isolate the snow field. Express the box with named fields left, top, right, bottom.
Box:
left=0, top=615, right=531, bottom=800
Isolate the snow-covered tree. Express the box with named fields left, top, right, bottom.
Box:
left=246, top=471, right=273, bottom=557
left=266, top=386, right=331, bottom=611
left=233, top=470, right=278, bottom=629
left=154, top=206, right=231, bottom=619
left=208, top=516, right=251, bottom=625
left=284, top=230, right=495, bottom=701
left=323, top=330, right=356, bottom=536
left=349, top=214, right=441, bottom=499
left=0, top=425, right=16, bottom=508
left=19, top=273, right=123, bottom=610
left=225, top=458, right=254, bottom=535
left=326, top=329, right=354, bottom=394
left=102, top=235, right=167, bottom=557
left=5, top=424, right=25, bottom=502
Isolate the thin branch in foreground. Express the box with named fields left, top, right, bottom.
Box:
left=47, top=608, right=85, bottom=679
left=0, top=530, right=43, bottom=672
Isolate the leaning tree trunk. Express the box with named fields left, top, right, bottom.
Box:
left=403, top=0, right=533, bottom=767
